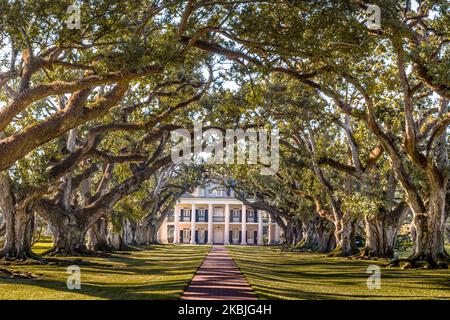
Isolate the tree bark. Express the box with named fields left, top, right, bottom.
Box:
left=0, top=172, right=37, bottom=260
left=88, top=217, right=112, bottom=252
left=148, top=225, right=158, bottom=243
left=315, top=217, right=336, bottom=253
left=148, top=220, right=162, bottom=244
left=285, top=218, right=301, bottom=245
left=35, top=199, right=88, bottom=255
left=410, top=181, right=448, bottom=267
left=108, top=224, right=134, bottom=251
left=360, top=203, right=409, bottom=259
left=329, top=212, right=358, bottom=257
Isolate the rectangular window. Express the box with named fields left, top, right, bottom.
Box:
left=232, top=230, right=239, bottom=241
left=213, top=189, right=226, bottom=197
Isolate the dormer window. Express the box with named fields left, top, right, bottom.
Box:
left=216, top=189, right=226, bottom=197
left=197, top=187, right=205, bottom=196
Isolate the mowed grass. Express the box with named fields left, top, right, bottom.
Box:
left=31, top=237, right=54, bottom=255
left=227, top=245, right=450, bottom=300
left=0, top=244, right=210, bottom=300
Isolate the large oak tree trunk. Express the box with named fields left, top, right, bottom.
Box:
left=410, top=183, right=448, bottom=267
left=330, top=212, right=358, bottom=257
left=88, top=217, right=112, bottom=252
left=133, top=222, right=149, bottom=245
left=0, top=173, right=37, bottom=260
left=108, top=225, right=134, bottom=251
left=51, top=226, right=87, bottom=255
left=147, top=219, right=162, bottom=244
left=284, top=219, right=295, bottom=245
left=1, top=206, right=36, bottom=259
left=315, top=218, right=336, bottom=253
left=297, top=217, right=334, bottom=252
left=148, top=224, right=159, bottom=243
left=360, top=203, right=409, bottom=259
left=35, top=200, right=89, bottom=256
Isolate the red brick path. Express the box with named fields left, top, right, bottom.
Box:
left=181, top=245, right=257, bottom=300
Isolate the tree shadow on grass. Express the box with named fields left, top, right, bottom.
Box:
left=1, top=245, right=210, bottom=300
left=1, top=277, right=188, bottom=299
left=228, top=247, right=450, bottom=300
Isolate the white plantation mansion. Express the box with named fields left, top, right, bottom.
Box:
left=157, top=184, right=281, bottom=245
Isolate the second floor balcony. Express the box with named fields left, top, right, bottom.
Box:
left=179, top=215, right=191, bottom=222
left=213, top=216, right=225, bottom=222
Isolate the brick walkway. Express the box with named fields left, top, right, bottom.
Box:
left=181, top=245, right=257, bottom=300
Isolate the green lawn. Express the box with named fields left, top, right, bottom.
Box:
left=227, top=245, right=450, bottom=300
left=0, top=244, right=210, bottom=300
left=31, top=237, right=54, bottom=255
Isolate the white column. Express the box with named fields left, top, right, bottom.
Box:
left=257, top=210, right=263, bottom=245
left=190, top=204, right=196, bottom=244
left=207, top=203, right=213, bottom=244
left=275, top=222, right=280, bottom=243
left=268, top=223, right=272, bottom=244
left=224, top=204, right=230, bottom=245
left=241, top=205, right=247, bottom=245
left=174, top=205, right=180, bottom=244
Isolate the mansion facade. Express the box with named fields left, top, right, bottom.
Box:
left=157, top=185, right=281, bottom=245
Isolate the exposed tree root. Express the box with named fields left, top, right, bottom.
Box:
left=350, top=254, right=387, bottom=261
left=113, top=244, right=140, bottom=252
left=0, top=251, right=45, bottom=264
left=352, top=248, right=393, bottom=260
left=91, top=243, right=115, bottom=253
left=286, top=242, right=319, bottom=253
left=0, top=255, right=108, bottom=267
left=0, top=268, right=39, bottom=279
left=387, top=253, right=449, bottom=269
left=42, top=246, right=112, bottom=258
left=327, top=245, right=359, bottom=257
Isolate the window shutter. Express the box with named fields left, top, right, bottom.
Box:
left=239, top=231, right=242, bottom=243
left=180, top=230, right=183, bottom=243
left=205, top=210, right=208, bottom=222
left=229, top=231, right=233, bottom=244
left=205, top=231, right=208, bottom=244
left=180, top=209, right=184, bottom=222
left=195, top=230, right=198, bottom=243
left=195, top=209, right=198, bottom=222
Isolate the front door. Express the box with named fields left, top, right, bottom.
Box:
left=198, top=230, right=206, bottom=244
left=182, top=229, right=191, bottom=243
left=213, top=226, right=224, bottom=244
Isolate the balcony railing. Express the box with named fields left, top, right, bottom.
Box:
left=179, top=216, right=191, bottom=222
left=166, top=216, right=175, bottom=222
left=230, top=217, right=242, bottom=223
left=196, top=217, right=207, bottom=223
left=213, top=216, right=225, bottom=222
